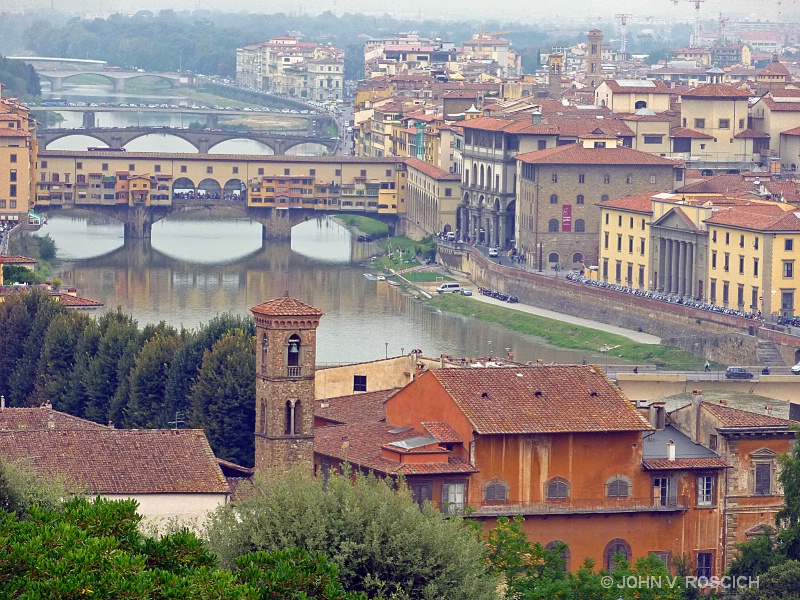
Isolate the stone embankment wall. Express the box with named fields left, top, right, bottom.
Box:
left=450, top=248, right=770, bottom=365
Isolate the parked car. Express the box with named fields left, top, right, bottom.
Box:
left=725, top=367, right=754, bottom=380
left=791, top=362, right=800, bottom=375
left=460, top=288, right=473, bottom=296
left=488, top=247, right=498, bottom=257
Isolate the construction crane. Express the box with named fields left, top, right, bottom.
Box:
left=718, top=13, right=729, bottom=45
left=672, top=0, right=706, bottom=47
left=614, top=14, right=632, bottom=54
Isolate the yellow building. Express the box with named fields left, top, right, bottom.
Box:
left=404, top=157, right=461, bottom=240
left=0, top=88, right=37, bottom=224
left=705, top=205, right=800, bottom=316
left=598, top=190, right=798, bottom=315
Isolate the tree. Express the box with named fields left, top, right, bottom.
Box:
left=0, top=457, right=69, bottom=515
left=728, top=531, right=782, bottom=580
left=777, top=429, right=800, bottom=560
left=739, top=560, right=800, bottom=600
left=204, top=467, right=498, bottom=600
left=0, top=496, right=363, bottom=600
left=2, top=265, right=35, bottom=284
left=188, top=330, right=255, bottom=466
left=0, top=296, right=32, bottom=401
left=34, top=311, right=90, bottom=410
left=123, top=328, right=180, bottom=428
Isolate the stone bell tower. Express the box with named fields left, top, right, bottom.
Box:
left=250, top=293, right=323, bottom=474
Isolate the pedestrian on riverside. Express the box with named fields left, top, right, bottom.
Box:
left=704, top=360, right=710, bottom=372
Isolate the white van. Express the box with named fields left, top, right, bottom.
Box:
left=436, top=282, right=461, bottom=294
left=444, top=231, right=456, bottom=241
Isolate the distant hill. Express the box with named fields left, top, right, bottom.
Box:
left=0, top=55, right=41, bottom=100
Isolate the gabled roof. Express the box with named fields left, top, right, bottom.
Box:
left=670, top=127, right=713, bottom=139
left=0, top=428, right=229, bottom=494
left=404, top=157, right=461, bottom=181
left=0, top=255, right=36, bottom=264
left=702, top=401, right=797, bottom=429
left=56, top=293, right=104, bottom=308
left=602, top=79, right=671, bottom=94
left=704, top=206, right=800, bottom=231
left=515, top=144, right=680, bottom=167
left=250, top=295, right=323, bottom=318
left=734, top=128, right=770, bottom=139
left=681, top=84, right=751, bottom=99
left=0, top=406, right=107, bottom=432
left=314, top=388, right=397, bottom=425
left=676, top=173, right=753, bottom=194
left=427, top=366, right=652, bottom=435
left=599, top=191, right=668, bottom=213
left=422, top=421, right=463, bottom=443
left=641, top=425, right=729, bottom=471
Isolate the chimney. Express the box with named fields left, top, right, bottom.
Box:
left=649, top=401, right=666, bottom=430
left=441, top=353, right=446, bottom=368
left=531, top=111, right=542, bottom=124
left=0, top=395, right=4, bottom=410
left=691, top=390, right=703, bottom=443
left=667, top=439, right=676, bottom=461
left=108, top=421, right=115, bottom=429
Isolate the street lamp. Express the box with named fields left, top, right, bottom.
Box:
left=488, top=340, right=492, bottom=359
left=385, top=342, right=389, bottom=359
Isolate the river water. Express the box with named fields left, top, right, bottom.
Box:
left=38, top=212, right=592, bottom=365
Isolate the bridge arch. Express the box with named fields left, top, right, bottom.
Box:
left=122, top=131, right=200, bottom=153
left=223, top=179, right=247, bottom=201
left=172, top=177, right=196, bottom=199
left=40, top=72, right=118, bottom=89
left=121, top=74, right=179, bottom=88
left=208, top=138, right=276, bottom=154
left=44, top=133, right=109, bottom=150
left=283, top=140, right=334, bottom=156
left=197, top=178, right=222, bottom=199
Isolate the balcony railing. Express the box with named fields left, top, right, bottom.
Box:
left=287, top=366, right=302, bottom=377
left=470, top=496, right=688, bottom=517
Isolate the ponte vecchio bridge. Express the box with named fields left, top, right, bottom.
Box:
left=35, top=150, right=405, bottom=240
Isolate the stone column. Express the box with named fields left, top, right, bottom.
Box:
left=664, top=239, right=672, bottom=293
left=658, top=237, right=666, bottom=292
left=686, top=243, right=694, bottom=299
left=671, top=240, right=680, bottom=295
left=498, top=212, right=506, bottom=248
left=678, top=241, right=686, bottom=296
left=492, top=212, right=499, bottom=247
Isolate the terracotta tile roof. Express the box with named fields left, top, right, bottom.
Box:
left=670, top=127, right=714, bottom=139
left=642, top=457, right=730, bottom=470
left=702, top=401, right=797, bottom=428
left=56, top=294, right=104, bottom=308
left=600, top=191, right=668, bottom=213
left=681, top=84, right=751, bottom=99
left=250, top=295, right=324, bottom=318
left=766, top=180, right=800, bottom=201
left=704, top=206, right=800, bottom=231
left=427, top=366, right=652, bottom=435
left=604, top=79, right=671, bottom=94
left=0, top=128, right=31, bottom=138
left=781, top=126, right=800, bottom=136
left=422, top=421, right=463, bottom=443
left=314, top=388, right=397, bottom=425
left=404, top=157, right=461, bottom=180
left=40, top=150, right=401, bottom=164
left=0, top=429, right=229, bottom=494
left=759, top=61, right=791, bottom=77
left=314, top=421, right=477, bottom=476
left=0, top=407, right=108, bottom=431
left=0, top=255, right=36, bottom=264
left=734, top=128, right=770, bottom=139
left=515, top=144, right=680, bottom=167
left=676, top=173, right=752, bottom=194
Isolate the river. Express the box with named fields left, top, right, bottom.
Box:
left=38, top=212, right=592, bottom=366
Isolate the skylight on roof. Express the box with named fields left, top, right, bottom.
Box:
left=616, top=79, right=656, bottom=88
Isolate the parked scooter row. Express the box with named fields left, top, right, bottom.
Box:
left=564, top=273, right=763, bottom=321
left=478, top=287, right=519, bottom=303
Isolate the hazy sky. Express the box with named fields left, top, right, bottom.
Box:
left=6, top=0, right=798, bottom=23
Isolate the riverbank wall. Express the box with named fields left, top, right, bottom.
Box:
left=438, top=245, right=799, bottom=366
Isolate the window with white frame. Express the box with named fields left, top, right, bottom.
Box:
left=697, top=475, right=713, bottom=506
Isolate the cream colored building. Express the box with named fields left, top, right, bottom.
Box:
left=404, top=157, right=461, bottom=240
left=751, top=89, right=800, bottom=162
left=0, top=89, right=37, bottom=224
left=594, top=79, right=672, bottom=113
left=461, top=34, right=522, bottom=79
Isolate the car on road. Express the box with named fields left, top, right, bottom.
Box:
left=792, top=362, right=800, bottom=375
left=725, top=367, right=754, bottom=379
left=460, top=288, right=473, bottom=296
left=488, top=247, right=498, bottom=257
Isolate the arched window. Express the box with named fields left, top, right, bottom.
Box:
left=635, top=100, right=647, bottom=109
left=576, top=194, right=584, bottom=205
left=486, top=166, right=492, bottom=189
left=604, top=539, right=631, bottom=572
left=545, top=541, right=570, bottom=572
left=550, top=194, right=558, bottom=204
left=601, top=194, right=609, bottom=202
left=548, top=219, right=559, bottom=233
left=545, top=477, right=569, bottom=500
left=606, top=476, right=631, bottom=498
left=285, top=400, right=293, bottom=435
left=287, top=334, right=301, bottom=368
left=484, top=480, right=509, bottom=502
left=480, top=165, right=485, bottom=188
left=260, top=401, right=267, bottom=434
left=548, top=252, right=560, bottom=264
left=603, top=174, right=611, bottom=184
left=572, top=252, right=584, bottom=263
left=575, top=219, right=585, bottom=233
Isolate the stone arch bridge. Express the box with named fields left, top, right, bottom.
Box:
left=37, top=127, right=338, bottom=155
left=37, top=70, right=183, bottom=93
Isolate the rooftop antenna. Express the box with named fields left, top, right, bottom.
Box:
left=168, top=411, right=185, bottom=430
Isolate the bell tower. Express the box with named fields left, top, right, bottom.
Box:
left=250, top=293, right=323, bottom=474
left=548, top=53, right=563, bottom=99
left=587, top=29, right=603, bottom=88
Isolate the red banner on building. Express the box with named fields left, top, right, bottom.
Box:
left=562, top=205, right=572, bottom=232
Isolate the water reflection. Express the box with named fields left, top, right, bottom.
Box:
left=40, top=213, right=592, bottom=365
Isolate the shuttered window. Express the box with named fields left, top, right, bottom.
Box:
left=755, top=463, right=772, bottom=496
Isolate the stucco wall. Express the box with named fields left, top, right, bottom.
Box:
left=102, top=492, right=227, bottom=531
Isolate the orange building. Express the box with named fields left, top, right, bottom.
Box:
left=313, top=365, right=737, bottom=576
